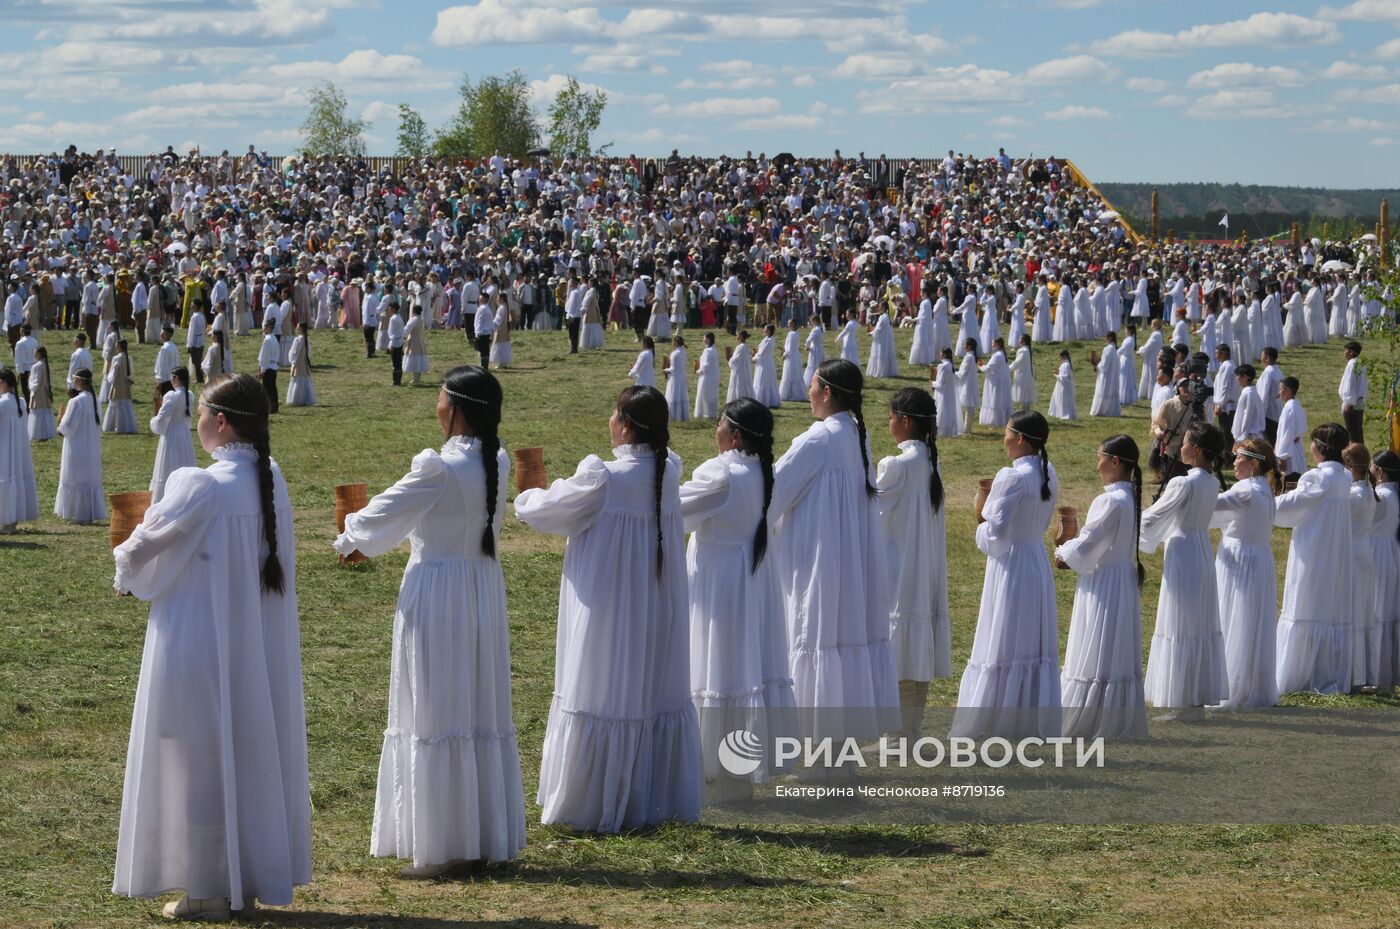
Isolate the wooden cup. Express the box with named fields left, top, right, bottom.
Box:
left=514, top=447, right=546, bottom=493
left=108, top=491, right=152, bottom=549
left=1055, top=506, right=1079, bottom=545
left=974, top=477, right=995, bottom=524
left=334, top=482, right=369, bottom=564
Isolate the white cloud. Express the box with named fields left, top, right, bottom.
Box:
left=1187, top=62, right=1304, bottom=88
left=359, top=100, right=400, bottom=124
left=1378, top=39, right=1400, bottom=59
left=988, top=115, right=1025, bottom=127
left=1044, top=105, right=1110, bottom=120
left=1091, top=13, right=1341, bottom=57
left=1047, top=0, right=1106, bottom=7
left=857, top=65, right=1023, bottom=115
left=1154, top=94, right=1187, bottom=106
left=833, top=53, right=923, bottom=80
left=1320, top=61, right=1389, bottom=79
left=675, top=76, right=775, bottom=90
left=1305, top=116, right=1398, bottom=131
left=1336, top=82, right=1400, bottom=102
left=701, top=59, right=761, bottom=75
left=1370, top=136, right=1396, bottom=145
left=1126, top=77, right=1173, bottom=93
left=262, top=50, right=452, bottom=88
left=527, top=73, right=612, bottom=109
left=433, top=0, right=606, bottom=45
left=1318, top=0, right=1400, bottom=22
left=1024, top=54, right=1116, bottom=84
left=653, top=96, right=781, bottom=118
left=65, top=0, right=364, bottom=46
left=792, top=74, right=816, bottom=87
left=1185, top=89, right=1306, bottom=119
left=736, top=114, right=824, bottom=130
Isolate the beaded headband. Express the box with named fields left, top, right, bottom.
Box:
left=204, top=399, right=257, bottom=418
left=891, top=406, right=933, bottom=420
left=445, top=386, right=489, bottom=405
left=1236, top=447, right=1268, bottom=461
left=815, top=373, right=854, bottom=394
left=724, top=414, right=770, bottom=439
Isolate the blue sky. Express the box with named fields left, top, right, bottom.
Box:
left=2, top=0, right=1399, bottom=186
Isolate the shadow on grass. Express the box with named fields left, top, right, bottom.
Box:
left=462, top=860, right=807, bottom=890
left=701, top=824, right=991, bottom=859
left=247, top=912, right=595, bottom=929
left=0, top=539, right=47, bottom=550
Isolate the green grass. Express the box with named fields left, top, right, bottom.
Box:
left=1, top=323, right=1397, bottom=928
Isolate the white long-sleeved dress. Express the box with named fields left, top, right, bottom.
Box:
left=333, top=437, right=526, bottom=866
left=866, top=313, right=899, bottom=378
left=0, top=392, right=38, bottom=527
left=1048, top=361, right=1076, bottom=420
left=55, top=391, right=106, bottom=522
left=1275, top=460, right=1354, bottom=695
left=628, top=348, right=656, bottom=388
left=1349, top=480, right=1379, bottom=689
left=27, top=361, right=56, bottom=441
left=1010, top=346, right=1035, bottom=410
left=1208, top=475, right=1279, bottom=708
left=513, top=445, right=702, bottom=832
left=779, top=330, right=806, bottom=402
left=932, top=359, right=962, bottom=437
left=1090, top=344, right=1121, bottom=417
left=1136, top=330, right=1163, bottom=400
left=664, top=347, right=690, bottom=423
left=877, top=440, right=951, bottom=682
left=285, top=334, right=315, bottom=406
left=1055, top=481, right=1148, bottom=738
left=952, top=453, right=1062, bottom=739
left=751, top=335, right=782, bottom=407
left=770, top=413, right=900, bottom=743
left=909, top=300, right=936, bottom=366
left=148, top=387, right=196, bottom=503
left=693, top=346, right=719, bottom=418
left=836, top=320, right=859, bottom=363
left=1372, top=484, right=1400, bottom=691
left=1139, top=468, right=1228, bottom=707
left=726, top=344, right=754, bottom=402
left=112, top=445, right=311, bottom=911
left=1118, top=335, right=1138, bottom=405
left=956, top=352, right=979, bottom=415
left=802, top=325, right=825, bottom=386
left=978, top=350, right=1012, bottom=427
left=102, top=353, right=138, bottom=433
left=680, top=451, right=797, bottom=782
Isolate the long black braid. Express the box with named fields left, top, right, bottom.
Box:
left=1186, top=421, right=1228, bottom=491
left=171, top=366, right=190, bottom=418
left=442, top=365, right=505, bottom=558
left=1008, top=409, right=1053, bottom=500
left=203, top=373, right=284, bottom=593
left=0, top=370, right=22, bottom=417
left=73, top=368, right=99, bottom=425
left=723, top=398, right=775, bottom=572
left=815, top=358, right=876, bottom=497
left=618, top=385, right=671, bottom=576
left=1101, top=434, right=1145, bottom=587
left=890, top=387, right=943, bottom=511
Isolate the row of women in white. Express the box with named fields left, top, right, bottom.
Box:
left=100, top=350, right=1400, bottom=919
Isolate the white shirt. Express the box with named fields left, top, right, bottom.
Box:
left=565, top=285, right=584, bottom=320
left=387, top=313, right=405, bottom=349
left=473, top=303, right=497, bottom=338
left=1213, top=359, right=1238, bottom=412
left=258, top=333, right=280, bottom=371
left=186, top=311, right=206, bottom=348
left=1339, top=357, right=1367, bottom=408
left=3, top=292, right=22, bottom=328
left=154, top=341, right=179, bottom=382
left=68, top=347, right=93, bottom=387
left=14, top=334, right=37, bottom=372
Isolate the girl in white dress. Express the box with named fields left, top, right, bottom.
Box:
left=647, top=281, right=672, bottom=340
left=680, top=398, right=797, bottom=796
left=978, top=287, right=1000, bottom=355
left=1137, top=321, right=1164, bottom=400
left=334, top=366, right=526, bottom=877
left=802, top=316, right=825, bottom=387
left=953, top=410, right=1061, bottom=739
left=404, top=306, right=430, bottom=385
left=1054, top=434, right=1148, bottom=739
left=726, top=331, right=754, bottom=402
left=1119, top=324, right=1139, bottom=406
left=955, top=293, right=980, bottom=354
left=103, top=339, right=138, bottom=434
left=1275, top=423, right=1354, bottom=695
left=149, top=368, right=196, bottom=504
left=693, top=332, right=719, bottom=419
left=932, top=348, right=963, bottom=438
left=113, top=373, right=310, bottom=921
left=779, top=319, right=806, bottom=402
left=0, top=371, right=38, bottom=533
left=879, top=389, right=951, bottom=739
left=629, top=336, right=657, bottom=388
left=1031, top=280, right=1052, bottom=343
left=956, top=339, right=980, bottom=434
left=55, top=369, right=105, bottom=524
left=1089, top=331, right=1121, bottom=418
left=285, top=325, right=315, bottom=407
left=909, top=294, right=936, bottom=366
left=1282, top=290, right=1308, bottom=349
left=581, top=280, right=606, bottom=350
left=1048, top=350, right=1077, bottom=420
left=664, top=335, right=690, bottom=424
left=751, top=324, right=782, bottom=408
left=27, top=347, right=56, bottom=441
left=1139, top=421, right=1229, bottom=711
left=1344, top=443, right=1380, bottom=690
left=1209, top=437, right=1281, bottom=709
left=866, top=309, right=899, bottom=378
left=489, top=298, right=513, bottom=369
left=978, top=338, right=1012, bottom=428
left=836, top=311, right=860, bottom=363
left=1010, top=335, right=1035, bottom=413
left=514, top=386, right=701, bottom=831
left=770, top=359, right=900, bottom=749
left=1371, top=451, right=1400, bottom=691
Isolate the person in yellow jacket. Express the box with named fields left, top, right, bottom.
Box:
left=181, top=274, right=207, bottom=327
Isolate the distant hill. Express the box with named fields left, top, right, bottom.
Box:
left=1095, top=182, right=1398, bottom=239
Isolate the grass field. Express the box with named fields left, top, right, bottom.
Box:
left=2, top=321, right=1397, bottom=929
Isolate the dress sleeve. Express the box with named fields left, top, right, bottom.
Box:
left=1056, top=492, right=1122, bottom=573
left=113, top=467, right=218, bottom=599
left=513, top=454, right=610, bottom=536
left=333, top=449, right=447, bottom=558
left=149, top=390, right=176, bottom=436
left=1275, top=471, right=1326, bottom=528
left=1139, top=475, right=1186, bottom=552
left=770, top=427, right=825, bottom=521
left=679, top=456, right=732, bottom=532
left=975, top=466, right=1025, bottom=556
left=1209, top=481, right=1251, bottom=529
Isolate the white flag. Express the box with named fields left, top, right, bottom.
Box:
left=1218, top=213, right=1230, bottom=229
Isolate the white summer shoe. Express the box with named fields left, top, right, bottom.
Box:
left=162, top=895, right=231, bottom=922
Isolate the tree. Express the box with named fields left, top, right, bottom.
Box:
left=547, top=75, right=608, bottom=158
left=1361, top=256, right=1400, bottom=453
left=299, top=82, right=368, bottom=158
left=433, top=70, right=539, bottom=160
left=396, top=103, right=429, bottom=159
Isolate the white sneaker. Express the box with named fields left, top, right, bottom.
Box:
left=162, top=896, right=231, bottom=922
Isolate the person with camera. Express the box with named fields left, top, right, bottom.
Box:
left=1151, top=355, right=1213, bottom=496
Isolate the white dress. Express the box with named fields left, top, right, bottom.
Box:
left=1275, top=460, right=1353, bottom=694
left=0, top=392, right=38, bottom=527
left=978, top=350, right=1012, bottom=427
left=726, top=344, right=754, bottom=402
left=802, top=325, right=825, bottom=386
left=770, top=413, right=900, bottom=742
left=956, top=296, right=980, bottom=353
left=1010, top=347, right=1035, bottom=410
left=1031, top=288, right=1052, bottom=342
left=285, top=335, right=315, bottom=406
left=751, top=336, right=782, bottom=407
left=333, top=437, right=526, bottom=866
left=680, top=451, right=797, bottom=781
left=978, top=295, right=1000, bottom=353
left=1090, top=344, right=1121, bottom=417
left=877, top=440, right=951, bottom=681
left=27, top=362, right=56, bottom=440
left=1118, top=335, right=1138, bottom=405
left=693, top=346, right=719, bottom=418
left=1139, top=468, right=1228, bottom=707
left=779, top=330, right=806, bottom=402
left=1372, top=485, right=1400, bottom=691
left=102, top=353, right=138, bottom=433
left=952, top=453, right=1061, bottom=739
left=1048, top=361, right=1076, bottom=420
left=1136, top=331, right=1162, bottom=400
left=1209, top=476, right=1279, bottom=709
left=404, top=317, right=430, bottom=374
left=836, top=320, right=859, bottom=363
left=112, top=445, right=311, bottom=911
left=933, top=360, right=962, bottom=437
left=628, top=349, right=656, bottom=388
left=956, top=352, right=979, bottom=415
left=664, top=347, right=690, bottom=423
left=55, top=391, right=106, bottom=522
left=1055, top=481, right=1147, bottom=738
left=489, top=305, right=513, bottom=368
left=1304, top=286, right=1328, bottom=345
left=1349, top=480, right=1379, bottom=689
left=513, top=446, right=702, bottom=832
left=909, top=300, right=936, bottom=366
left=148, top=388, right=196, bottom=504
left=1282, top=292, right=1307, bottom=349
left=866, top=313, right=899, bottom=378
left=932, top=296, right=953, bottom=355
